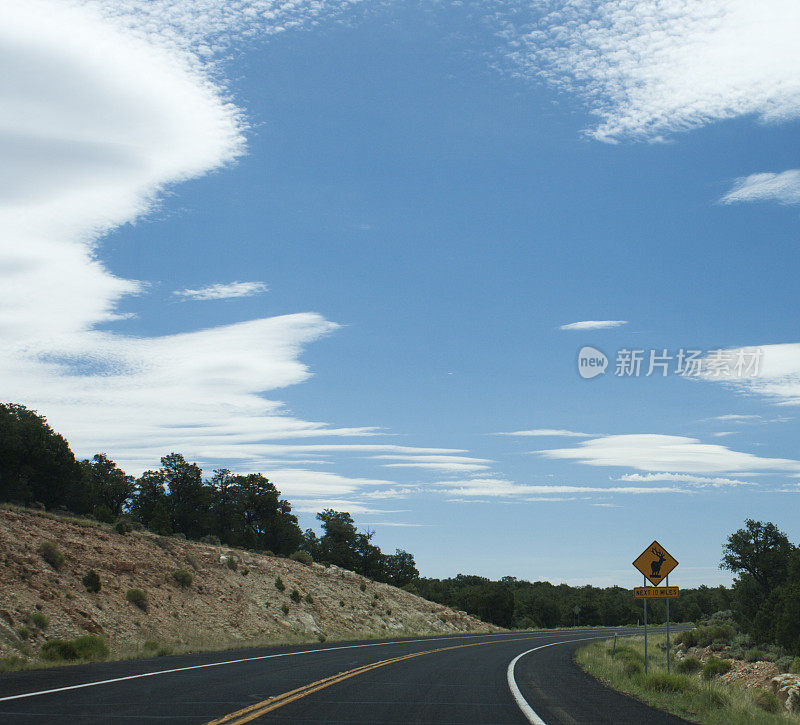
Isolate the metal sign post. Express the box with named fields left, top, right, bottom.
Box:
left=666, top=574, right=670, bottom=673
left=643, top=574, right=648, bottom=675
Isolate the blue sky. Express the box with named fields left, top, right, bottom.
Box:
left=4, top=0, right=800, bottom=586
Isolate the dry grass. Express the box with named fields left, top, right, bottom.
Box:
left=577, top=635, right=797, bottom=724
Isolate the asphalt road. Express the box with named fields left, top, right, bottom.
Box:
left=0, top=628, right=688, bottom=724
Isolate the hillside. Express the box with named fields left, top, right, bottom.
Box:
left=0, top=507, right=497, bottom=666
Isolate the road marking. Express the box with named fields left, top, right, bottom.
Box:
left=206, top=637, right=537, bottom=725
left=506, top=634, right=615, bottom=725
left=0, top=631, right=537, bottom=704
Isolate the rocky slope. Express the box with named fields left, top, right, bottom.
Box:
left=0, top=507, right=496, bottom=665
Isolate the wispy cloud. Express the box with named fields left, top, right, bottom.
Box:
left=435, top=477, right=687, bottom=498
left=559, top=320, right=627, bottom=331
left=615, top=473, right=756, bottom=487
left=497, top=429, right=594, bottom=438
left=174, top=281, right=267, bottom=301
left=721, top=170, right=800, bottom=205
left=540, top=434, right=800, bottom=474
left=700, top=344, right=800, bottom=406
left=494, top=0, right=800, bottom=142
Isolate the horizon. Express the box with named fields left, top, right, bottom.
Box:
left=4, top=0, right=800, bottom=589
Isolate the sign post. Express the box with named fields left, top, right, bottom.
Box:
left=666, top=574, right=671, bottom=673
left=632, top=540, right=679, bottom=676
left=643, top=575, right=648, bottom=674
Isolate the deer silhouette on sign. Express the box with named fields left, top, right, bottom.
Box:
left=650, top=546, right=667, bottom=578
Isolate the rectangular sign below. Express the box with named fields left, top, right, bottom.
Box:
left=634, top=586, right=679, bottom=599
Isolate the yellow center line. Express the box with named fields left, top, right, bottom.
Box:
left=205, top=635, right=549, bottom=725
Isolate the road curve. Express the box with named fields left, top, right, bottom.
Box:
left=0, top=628, right=688, bottom=724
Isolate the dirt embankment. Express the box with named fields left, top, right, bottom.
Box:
left=0, top=507, right=497, bottom=664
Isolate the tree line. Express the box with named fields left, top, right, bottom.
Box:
left=0, top=403, right=418, bottom=587
left=409, top=576, right=731, bottom=629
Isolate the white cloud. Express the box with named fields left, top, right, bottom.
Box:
left=372, top=455, right=492, bottom=472
left=382, top=462, right=490, bottom=473
left=173, top=281, right=268, bottom=301
left=497, top=429, right=594, bottom=438
left=540, top=434, right=800, bottom=474
left=722, top=170, right=800, bottom=205
left=712, top=414, right=761, bottom=421
left=435, top=478, right=687, bottom=498
left=0, top=0, right=398, bottom=491
left=558, top=320, right=627, bottom=331
left=700, top=344, right=800, bottom=406
left=290, top=499, right=396, bottom=515
left=497, top=0, right=800, bottom=142
left=615, top=473, right=755, bottom=487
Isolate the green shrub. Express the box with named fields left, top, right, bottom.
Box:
left=644, top=672, right=694, bottom=693
left=172, top=569, right=193, bottom=587
left=143, top=640, right=160, bottom=652
left=305, top=593, right=314, bottom=604
left=156, top=646, right=173, bottom=657
left=386, top=609, right=392, bottom=616
left=317, top=633, right=326, bottom=642
left=702, top=656, right=732, bottom=680
left=0, top=656, right=25, bottom=673
left=359, top=582, right=367, bottom=592
left=753, top=690, right=781, bottom=713
left=30, top=612, right=49, bottom=630
left=275, top=577, right=285, bottom=592
left=676, top=657, right=702, bottom=674
left=92, top=505, right=114, bottom=524
left=339, top=601, right=345, bottom=607
left=126, top=588, right=148, bottom=611
left=38, top=542, right=64, bottom=570
left=200, top=534, right=221, bottom=546
left=40, top=640, right=78, bottom=661
left=290, top=550, right=313, bottom=566
left=114, top=519, right=132, bottom=535
left=82, top=569, right=101, bottom=593
left=290, top=589, right=301, bottom=603
left=226, top=557, right=238, bottom=571
left=240, top=566, right=249, bottom=576
left=281, top=603, right=289, bottom=615
left=73, top=635, right=109, bottom=660
left=790, top=657, right=800, bottom=674
left=745, top=649, right=767, bottom=662
left=623, top=661, right=642, bottom=677
left=697, top=689, right=729, bottom=709
left=16, top=627, right=30, bottom=640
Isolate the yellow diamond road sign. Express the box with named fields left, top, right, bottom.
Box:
left=633, top=540, right=678, bottom=586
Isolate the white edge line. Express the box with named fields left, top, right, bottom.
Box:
left=0, top=631, right=534, bottom=704
left=507, top=634, right=622, bottom=725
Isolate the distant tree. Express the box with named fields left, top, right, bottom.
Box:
left=0, top=403, right=86, bottom=511
left=130, top=470, right=171, bottom=535
left=722, top=519, right=795, bottom=592
left=160, top=453, right=210, bottom=539
left=80, top=454, right=135, bottom=517
left=385, top=549, right=419, bottom=587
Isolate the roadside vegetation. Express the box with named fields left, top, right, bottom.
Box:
left=577, top=634, right=796, bottom=724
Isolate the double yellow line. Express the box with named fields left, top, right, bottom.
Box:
left=206, top=636, right=535, bottom=725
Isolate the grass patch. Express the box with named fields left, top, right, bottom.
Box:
left=39, top=637, right=106, bottom=663
left=577, top=635, right=794, bottom=724
left=125, top=588, right=148, bottom=611
left=172, top=569, right=193, bottom=587
left=37, top=542, right=64, bottom=570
